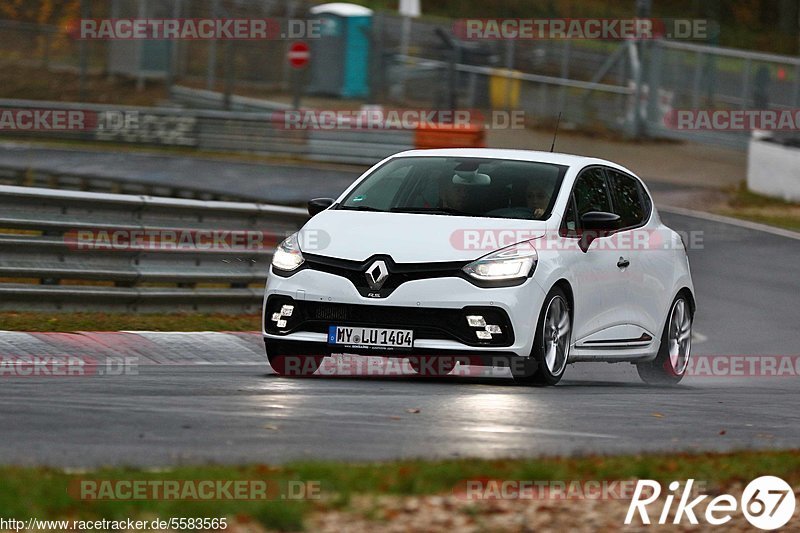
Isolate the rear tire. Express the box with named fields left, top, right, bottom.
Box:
left=512, top=287, right=571, bottom=386
left=637, top=294, right=692, bottom=385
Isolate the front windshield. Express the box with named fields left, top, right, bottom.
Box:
left=338, top=157, right=568, bottom=220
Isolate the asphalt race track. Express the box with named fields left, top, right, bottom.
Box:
left=0, top=142, right=362, bottom=204
left=1, top=211, right=798, bottom=467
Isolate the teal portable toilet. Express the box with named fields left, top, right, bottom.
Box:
left=308, top=3, right=373, bottom=98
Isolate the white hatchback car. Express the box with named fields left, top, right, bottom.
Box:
left=263, top=149, right=695, bottom=385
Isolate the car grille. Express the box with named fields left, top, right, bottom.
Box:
left=302, top=253, right=468, bottom=298
left=265, top=296, right=514, bottom=347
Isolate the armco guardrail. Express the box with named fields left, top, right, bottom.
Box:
left=0, top=97, right=477, bottom=165
left=0, top=185, right=308, bottom=313
left=0, top=163, right=248, bottom=202
left=171, top=85, right=293, bottom=112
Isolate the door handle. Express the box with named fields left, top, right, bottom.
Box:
left=617, top=257, right=630, bottom=269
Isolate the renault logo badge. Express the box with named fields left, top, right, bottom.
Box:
left=365, top=260, right=389, bottom=290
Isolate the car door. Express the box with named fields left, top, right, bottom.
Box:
left=567, top=167, right=630, bottom=344
left=606, top=168, right=672, bottom=340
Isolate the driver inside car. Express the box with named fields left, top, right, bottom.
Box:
left=526, top=183, right=551, bottom=219
left=440, top=179, right=477, bottom=213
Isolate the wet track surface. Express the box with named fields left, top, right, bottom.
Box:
left=1, top=212, right=799, bottom=467
left=3, top=364, right=798, bottom=467
left=0, top=141, right=362, bottom=204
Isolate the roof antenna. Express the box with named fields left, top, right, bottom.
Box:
left=549, top=112, right=562, bottom=153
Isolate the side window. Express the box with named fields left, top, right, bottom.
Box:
left=608, top=170, right=647, bottom=228
left=561, top=196, right=579, bottom=237
left=573, top=167, right=612, bottom=218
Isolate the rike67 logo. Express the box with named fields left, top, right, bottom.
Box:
left=626, top=477, right=795, bottom=530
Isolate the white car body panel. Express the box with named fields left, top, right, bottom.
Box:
left=263, top=148, right=695, bottom=367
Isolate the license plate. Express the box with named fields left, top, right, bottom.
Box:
left=328, top=326, right=413, bottom=349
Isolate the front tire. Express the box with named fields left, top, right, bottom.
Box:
left=637, top=294, right=692, bottom=385
left=512, top=287, right=571, bottom=386
left=265, top=340, right=324, bottom=377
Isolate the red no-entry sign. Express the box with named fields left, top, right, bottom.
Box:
left=288, top=41, right=310, bottom=69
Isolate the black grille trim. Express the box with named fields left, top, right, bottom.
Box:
left=302, top=253, right=468, bottom=298
left=264, top=296, right=515, bottom=347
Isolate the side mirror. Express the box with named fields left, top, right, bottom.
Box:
left=580, top=211, right=621, bottom=232
left=308, top=198, right=334, bottom=217
left=578, top=211, right=620, bottom=252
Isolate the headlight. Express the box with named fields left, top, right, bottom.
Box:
left=462, top=241, right=538, bottom=281
left=272, top=233, right=304, bottom=271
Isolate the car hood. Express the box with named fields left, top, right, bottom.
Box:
left=298, top=210, right=548, bottom=263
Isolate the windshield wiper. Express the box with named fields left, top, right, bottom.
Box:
left=389, top=207, right=476, bottom=217
left=338, top=205, right=386, bottom=212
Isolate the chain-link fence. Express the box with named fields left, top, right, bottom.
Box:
left=2, top=1, right=800, bottom=149
left=643, top=40, right=800, bottom=148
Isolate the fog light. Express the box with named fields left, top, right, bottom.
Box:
left=467, top=315, right=486, bottom=327
left=276, top=319, right=288, bottom=328
left=476, top=330, right=492, bottom=340
left=486, top=325, right=502, bottom=334
left=280, top=305, right=294, bottom=317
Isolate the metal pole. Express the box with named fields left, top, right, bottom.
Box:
left=646, top=41, right=664, bottom=133
left=557, top=41, right=570, bottom=114
left=741, top=57, right=751, bottom=110
left=166, top=0, right=181, bottom=98
left=792, top=64, right=800, bottom=107
left=79, top=0, right=89, bottom=101
left=136, top=0, right=146, bottom=91
left=434, top=28, right=458, bottom=114
left=628, top=41, right=643, bottom=138
left=371, top=12, right=385, bottom=102
left=400, top=16, right=411, bottom=58
left=207, top=0, right=219, bottom=90
left=505, top=40, right=515, bottom=110
left=634, top=0, right=652, bottom=138
left=292, top=68, right=302, bottom=110
left=691, top=51, right=703, bottom=109
left=223, top=40, right=234, bottom=110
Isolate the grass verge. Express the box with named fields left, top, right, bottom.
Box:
left=0, top=312, right=260, bottom=332
left=717, top=183, right=800, bottom=232
left=0, top=450, right=798, bottom=531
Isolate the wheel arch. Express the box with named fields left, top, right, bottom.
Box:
left=676, top=287, right=696, bottom=315
left=551, top=279, right=574, bottom=320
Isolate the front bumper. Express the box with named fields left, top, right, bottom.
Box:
left=262, top=267, right=547, bottom=358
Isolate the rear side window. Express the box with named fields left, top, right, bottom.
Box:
left=573, top=167, right=612, bottom=217
left=607, top=170, right=648, bottom=228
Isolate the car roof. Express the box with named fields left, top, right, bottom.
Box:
left=389, top=148, right=637, bottom=175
